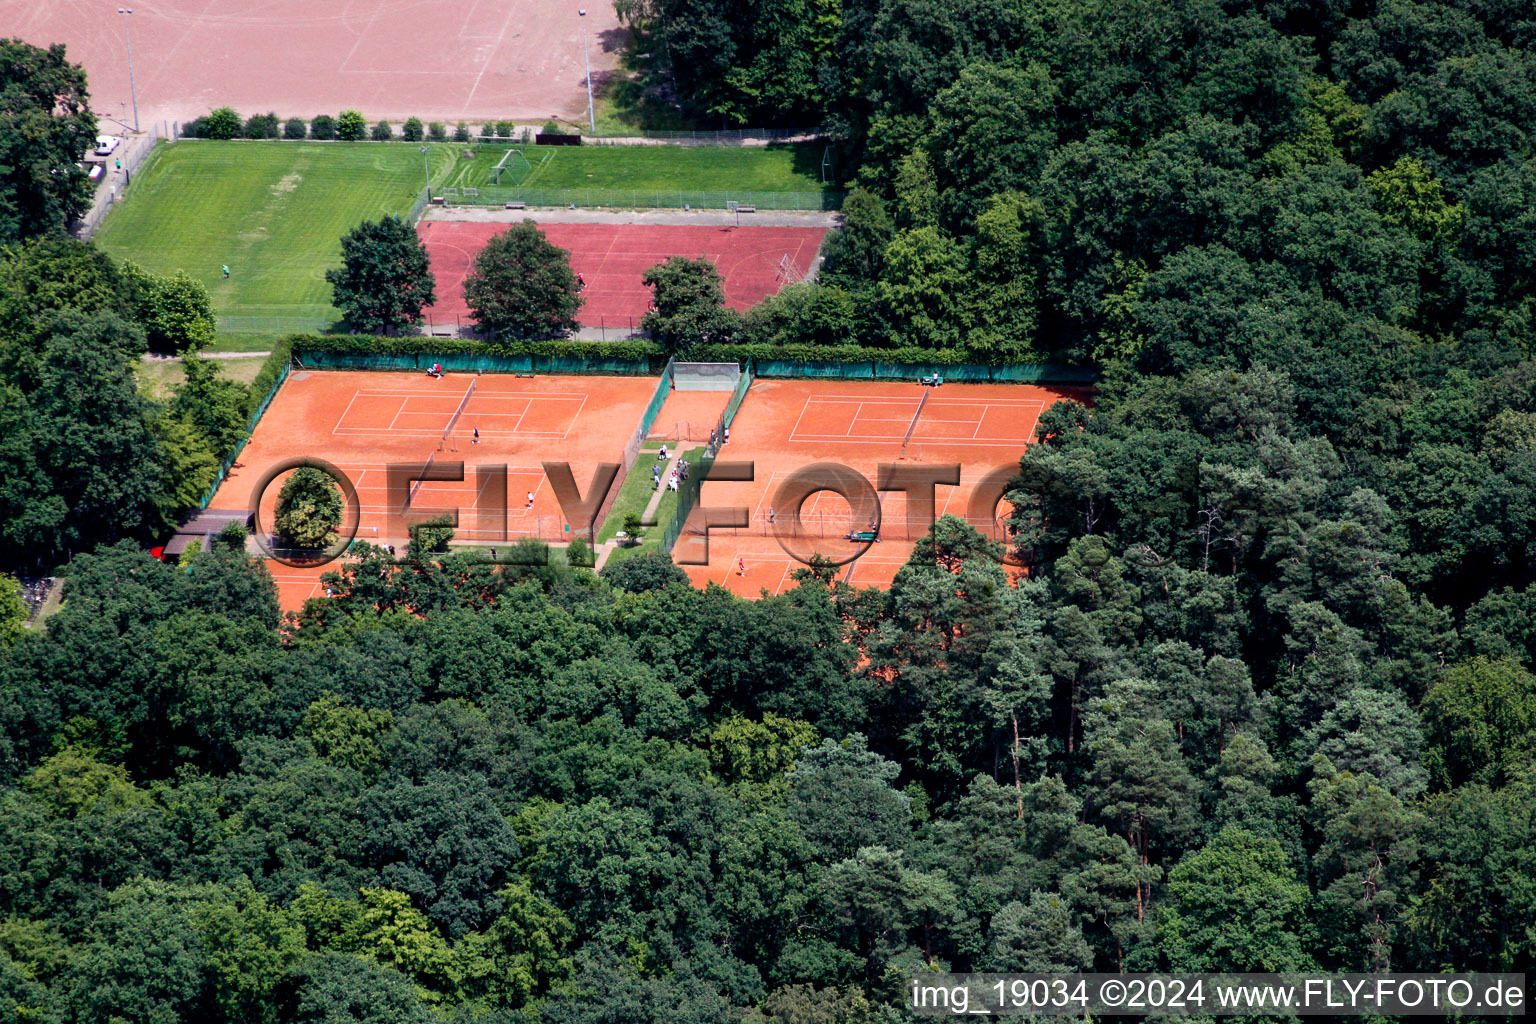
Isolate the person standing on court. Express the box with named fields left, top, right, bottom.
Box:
left=472, top=427, right=480, bottom=444
left=526, top=490, right=535, bottom=508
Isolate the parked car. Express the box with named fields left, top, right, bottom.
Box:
left=95, top=135, right=121, bottom=156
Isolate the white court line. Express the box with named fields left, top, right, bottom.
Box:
left=332, top=389, right=364, bottom=435
left=788, top=433, right=1034, bottom=447
left=354, top=389, right=591, bottom=400
left=385, top=395, right=411, bottom=431
left=332, top=427, right=573, bottom=438
left=799, top=393, right=1044, bottom=406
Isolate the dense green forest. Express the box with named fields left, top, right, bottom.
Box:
left=4, top=1, right=1536, bottom=1020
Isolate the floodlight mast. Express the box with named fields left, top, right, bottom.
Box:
left=118, top=9, right=140, bottom=133
left=579, top=9, right=596, bottom=135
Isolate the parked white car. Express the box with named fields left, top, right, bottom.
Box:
left=95, top=135, right=122, bottom=156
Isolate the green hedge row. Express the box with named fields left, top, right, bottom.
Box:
left=282, top=333, right=664, bottom=363
left=284, top=334, right=1049, bottom=368
left=686, top=342, right=1045, bottom=366
left=278, top=333, right=1095, bottom=382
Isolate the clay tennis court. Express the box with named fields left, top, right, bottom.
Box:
left=418, top=221, right=827, bottom=328
left=207, top=369, right=658, bottom=610
left=5, top=0, right=622, bottom=130
left=676, top=379, right=1094, bottom=597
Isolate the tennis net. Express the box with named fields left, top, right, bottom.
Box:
left=901, top=388, right=931, bottom=451
left=442, top=380, right=478, bottom=450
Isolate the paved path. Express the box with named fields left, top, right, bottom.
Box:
left=421, top=206, right=842, bottom=228
left=143, top=350, right=272, bottom=362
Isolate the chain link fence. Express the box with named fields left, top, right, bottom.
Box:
left=442, top=186, right=842, bottom=211
left=585, top=127, right=828, bottom=147
left=70, top=121, right=175, bottom=240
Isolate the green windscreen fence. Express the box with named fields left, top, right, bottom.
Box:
left=296, top=350, right=658, bottom=376
left=446, top=187, right=844, bottom=212
left=197, top=357, right=292, bottom=509
left=751, top=359, right=1095, bottom=383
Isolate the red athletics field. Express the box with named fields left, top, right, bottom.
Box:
left=418, top=221, right=827, bottom=329
left=677, top=379, right=1094, bottom=597
left=5, top=0, right=624, bottom=129
left=207, top=369, right=658, bottom=610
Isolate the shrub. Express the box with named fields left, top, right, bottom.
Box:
left=310, top=113, right=337, bottom=140
left=453, top=122, right=471, bottom=142
left=495, top=121, right=514, bottom=138
left=427, top=121, right=446, bottom=142
left=283, top=117, right=307, bottom=140
left=541, top=120, right=563, bottom=136
left=217, top=522, right=248, bottom=550
left=244, top=111, right=280, bottom=139
left=408, top=513, right=455, bottom=558
left=565, top=536, right=594, bottom=567
left=370, top=120, right=393, bottom=141
left=401, top=117, right=424, bottom=142
left=335, top=109, right=367, bottom=141
left=203, top=106, right=242, bottom=140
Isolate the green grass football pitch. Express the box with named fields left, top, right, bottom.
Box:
left=96, top=142, right=448, bottom=328
left=437, top=141, right=833, bottom=192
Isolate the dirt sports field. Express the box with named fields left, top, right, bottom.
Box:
left=418, top=221, right=828, bottom=328
left=675, top=379, right=1095, bottom=597
left=3, top=0, right=624, bottom=129
left=210, top=368, right=658, bottom=610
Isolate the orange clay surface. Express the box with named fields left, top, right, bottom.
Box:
left=678, top=379, right=1093, bottom=597
left=207, top=369, right=661, bottom=610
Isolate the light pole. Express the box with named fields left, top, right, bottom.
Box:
left=420, top=145, right=431, bottom=193
left=118, top=8, right=140, bottom=133
left=578, top=9, right=595, bottom=135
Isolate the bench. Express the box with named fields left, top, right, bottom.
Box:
left=505, top=201, right=526, bottom=209
left=846, top=530, right=879, bottom=542
left=515, top=372, right=535, bottom=378
left=430, top=196, right=445, bottom=205
left=735, top=205, right=757, bottom=213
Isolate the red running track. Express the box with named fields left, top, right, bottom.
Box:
left=418, top=221, right=827, bottom=328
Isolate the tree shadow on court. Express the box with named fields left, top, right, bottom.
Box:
left=597, top=26, right=632, bottom=54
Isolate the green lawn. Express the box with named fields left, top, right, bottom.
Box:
left=96, top=142, right=452, bottom=326
left=439, top=142, right=832, bottom=193
left=135, top=355, right=269, bottom=401
left=597, top=446, right=705, bottom=552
